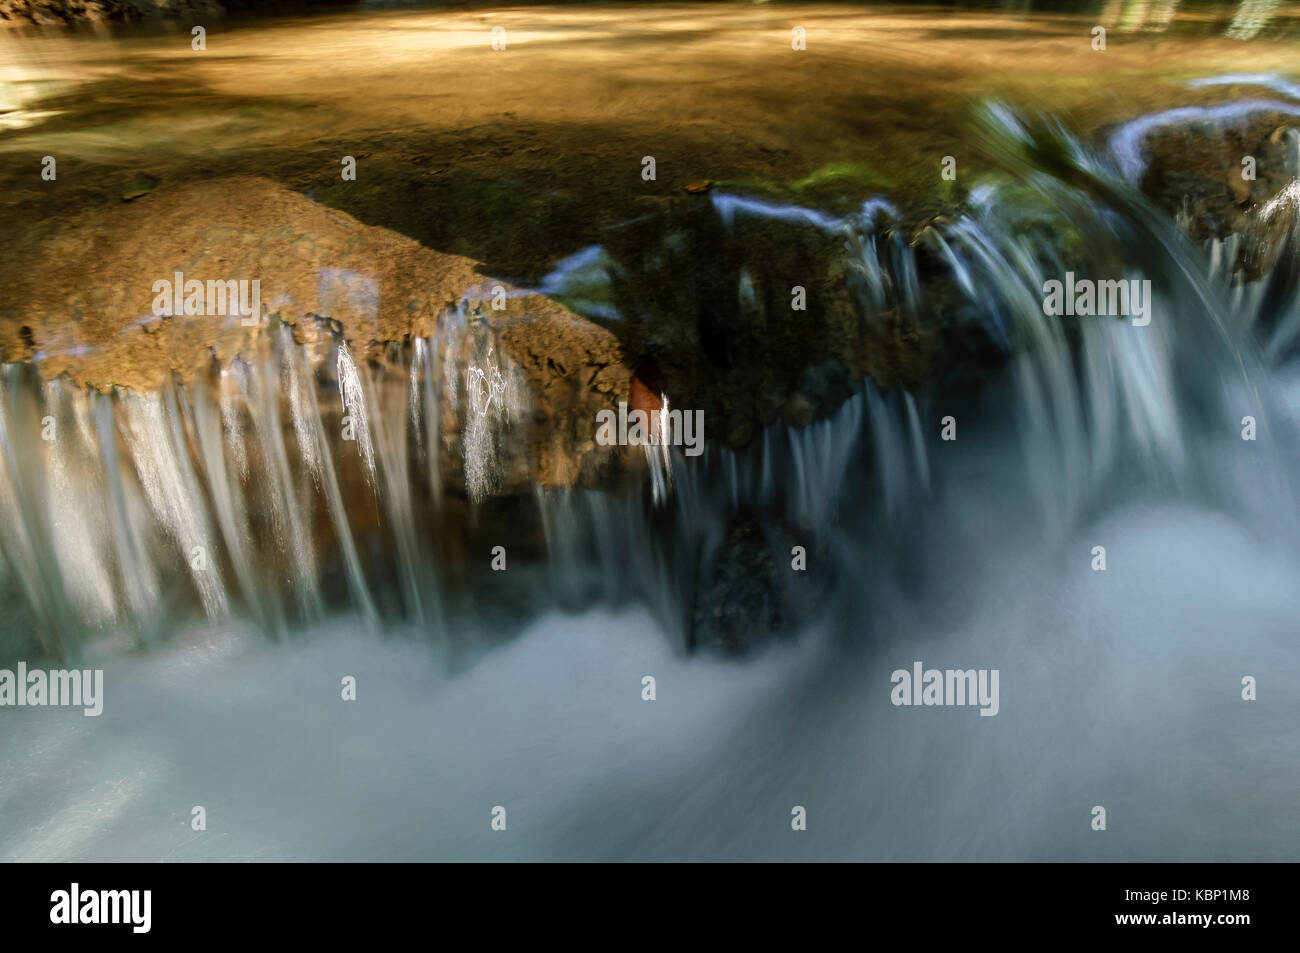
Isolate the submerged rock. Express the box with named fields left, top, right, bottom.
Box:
left=690, top=509, right=830, bottom=655
left=691, top=511, right=786, bottom=654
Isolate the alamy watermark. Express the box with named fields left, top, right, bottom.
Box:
left=1042, top=273, right=1152, bottom=326
left=50, top=884, right=150, bottom=933
left=152, top=270, right=261, bottom=325
left=0, top=663, right=103, bottom=716
left=595, top=401, right=704, bottom=457
left=890, top=661, right=999, bottom=716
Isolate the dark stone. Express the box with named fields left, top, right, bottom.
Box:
left=691, top=510, right=788, bottom=655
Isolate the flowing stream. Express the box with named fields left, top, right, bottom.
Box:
left=1, top=3, right=1299, bottom=860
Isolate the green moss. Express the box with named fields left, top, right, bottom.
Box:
left=120, top=172, right=159, bottom=201
left=789, top=161, right=892, bottom=195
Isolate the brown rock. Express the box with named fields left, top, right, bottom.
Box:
left=0, top=175, right=633, bottom=490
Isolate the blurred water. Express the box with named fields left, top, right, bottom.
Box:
left=3, top=486, right=1297, bottom=860
left=1, top=6, right=1300, bottom=860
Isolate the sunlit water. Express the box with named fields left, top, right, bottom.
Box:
left=2, top=4, right=1300, bottom=860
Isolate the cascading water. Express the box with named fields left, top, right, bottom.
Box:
left=0, top=305, right=536, bottom=657
left=5, top=102, right=1300, bottom=649
left=3, top=97, right=1300, bottom=860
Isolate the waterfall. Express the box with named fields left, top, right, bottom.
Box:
left=4, top=103, right=1300, bottom=662
left=0, top=307, right=533, bottom=657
